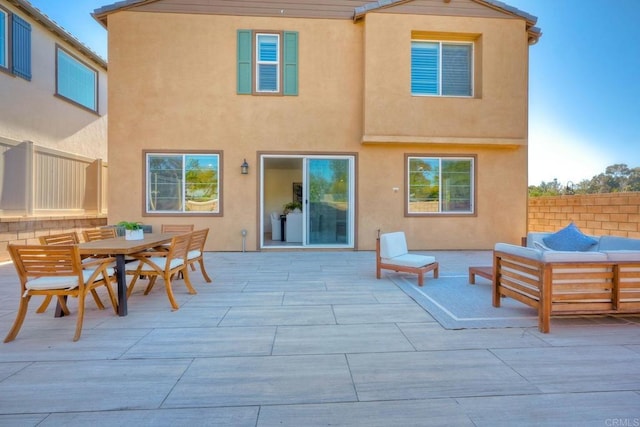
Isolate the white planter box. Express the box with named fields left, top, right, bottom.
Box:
left=125, top=229, right=144, bottom=240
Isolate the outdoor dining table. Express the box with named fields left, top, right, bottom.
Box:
left=77, top=233, right=174, bottom=316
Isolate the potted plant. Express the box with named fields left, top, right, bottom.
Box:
left=283, top=201, right=302, bottom=214
left=117, top=221, right=144, bottom=240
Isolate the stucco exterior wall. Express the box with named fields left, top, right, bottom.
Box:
left=0, top=0, right=108, bottom=160
left=106, top=8, right=530, bottom=252
left=362, top=13, right=529, bottom=144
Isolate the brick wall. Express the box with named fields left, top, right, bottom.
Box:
left=528, top=192, right=640, bottom=238
left=0, top=215, right=108, bottom=263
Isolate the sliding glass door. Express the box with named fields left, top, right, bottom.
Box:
left=305, top=157, right=353, bottom=246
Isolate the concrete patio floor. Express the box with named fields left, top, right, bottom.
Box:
left=0, top=250, right=639, bottom=426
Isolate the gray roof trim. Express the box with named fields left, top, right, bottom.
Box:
left=353, top=0, right=540, bottom=43
left=355, top=0, right=537, bottom=23
left=92, top=0, right=159, bottom=27
left=93, top=0, right=541, bottom=44
left=6, top=0, right=107, bottom=69
left=353, top=0, right=411, bottom=19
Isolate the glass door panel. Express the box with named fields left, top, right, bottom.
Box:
left=306, top=158, right=351, bottom=245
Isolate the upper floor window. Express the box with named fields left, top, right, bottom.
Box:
left=145, top=151, right=222, bottom=216
left=237, top=29, right=298, bottom=96
left=407, top=155, right=475, bottom=215
left=0, top=7, right=31, bottom=80
left=56, top=46, right=98, bottom=112
left=256, top=33, right=279, bottom=92
left=411, top=41, right=472, bottom=97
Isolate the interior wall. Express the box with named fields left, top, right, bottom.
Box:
left=263, top=167, right=302, bottom=233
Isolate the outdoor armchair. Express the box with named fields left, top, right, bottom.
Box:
left=82, top=227, right=118, bottom=242
left=4, top=244, right=118, bottom=342
left=126, top=232, right=196, bottom=310
left=161, top=224, right=194, bottom=233
left=186, top=228, right=211, bottom=282
left=376, top=230, right=439, bottom=286
left=37, top=231, right=107, bottom=313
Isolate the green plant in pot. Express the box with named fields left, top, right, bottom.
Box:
left=283, top=201, right=302, bottom=214
left=117, top=221, right=144, bottom=240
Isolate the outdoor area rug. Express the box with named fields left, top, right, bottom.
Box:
left=390, top=273, right=539, bottom=330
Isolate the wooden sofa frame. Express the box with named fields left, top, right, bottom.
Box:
left=493, top=249, right=640, bottom=333
left=375, top=236, right=438, bottom=286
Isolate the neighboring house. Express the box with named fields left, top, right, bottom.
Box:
left=93, top=0, right=541, bottom=252
left=0, top=0, right=108, bottom=217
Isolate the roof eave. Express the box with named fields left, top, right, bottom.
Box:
left=7, top=0, right=107, bottom=69
left=92, top=0, right=160, bottom=28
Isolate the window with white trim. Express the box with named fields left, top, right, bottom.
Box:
left=237, top=29, right=298, bottom=96
left=56, top=45, right=98, bottom=112
left=411, top=41, right=472, bottom=97
left=407, top=156, right=474, bottom=215
left=145, top=152, right=222, bottom=215
left=256, top=33, right=279, bottom=93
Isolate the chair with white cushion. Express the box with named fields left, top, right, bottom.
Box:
left=186, top=228, right=211, bottom=282
left=126, top=232, right=195, bottom=310
left=5, top=244, right=118, bottom=342
left=376, top=230, right=438, bottom=286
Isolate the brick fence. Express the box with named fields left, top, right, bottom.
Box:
left=528, top=192, right=640, bottom=238
left=0, top=215, right=108, bottom=262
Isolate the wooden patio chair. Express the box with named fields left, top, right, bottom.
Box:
left=376, top=230, right=439, bottom=287
left=186, top=228, right=211, bottom=282
left=36, top=231, right=107, bottom=313
left=161, top=224, right=195, bottom=233
left=4, top=244, right=118, bottom=342
left=126, top=232, right=196, bottom=310
left=39, top=231, right=80, bottom=246
left=82, top=227, right=118, bottom=242
left=154, top=224, right=195, bottom=253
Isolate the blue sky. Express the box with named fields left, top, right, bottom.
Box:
left=28, top=0, right=640, bottom=186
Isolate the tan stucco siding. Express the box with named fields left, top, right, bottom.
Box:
left=107, top=12, right=365, bottom=251
left=362, top=13, right=529, bottom=144
left=357, top=145, right=527, bottom=250
left=107, top=9, right=529, bottom=252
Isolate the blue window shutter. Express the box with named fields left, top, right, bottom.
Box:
left=11, top=14, right=31, bottom=81
left=0, top=11, right=7, bottom=68
left=283, top=31, right=298, bottom=96
left=442, top=44, right=471, bottom=96
left=237, top=30, right=252, bottom=94
left=411, top=42, right=438, bottom=95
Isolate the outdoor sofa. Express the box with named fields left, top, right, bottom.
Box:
left=493, top=224, right=640, bottom=332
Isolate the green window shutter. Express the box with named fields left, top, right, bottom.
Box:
left=283, top=31, right=298, bottom=96
left=237, top=30, right=252, bottom=94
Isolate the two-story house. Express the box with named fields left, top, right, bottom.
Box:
left=93, top=0, right=541, bottom=252
left=0, top=0, right=109, bottom=260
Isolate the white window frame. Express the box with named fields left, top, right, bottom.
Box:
left=406, top=155, right=475, bottom=215
left=411, top=40, right=474, bottom=98
left=145, top=151, right=222, bottom=216
left=255, top=32, right=280, bottom=93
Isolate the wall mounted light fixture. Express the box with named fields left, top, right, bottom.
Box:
left=241, top=159, right=249, bottom=175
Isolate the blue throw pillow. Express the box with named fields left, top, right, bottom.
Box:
left=542, top=223, right=598, bottom=251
